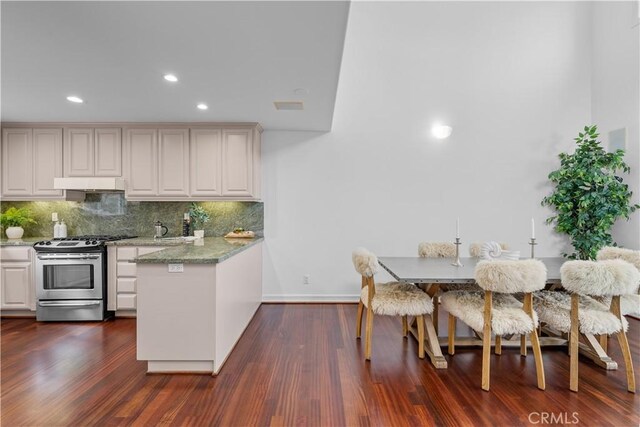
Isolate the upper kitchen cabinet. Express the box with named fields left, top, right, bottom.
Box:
left=158, top=129, right=190, bottom=197
left=124, top=124, right=261, bottom=201
left=222, top=129, right=254, bottom=197
left=64, top=127, right=122, bottom=177
left=190, top=129, right=222, bottom=197
left=1, top=127, right=63, bottom=200
left=124, top=128, right=158, bottom=197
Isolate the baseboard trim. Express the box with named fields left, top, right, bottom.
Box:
left=262, top=294, right=359, bottom=303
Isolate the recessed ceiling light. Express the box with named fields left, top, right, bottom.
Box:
left=431, top=125, right=452, bottom=139
left=163, top=74, right=178, bottom=82
left=197, top=103, right=208, bottom=110
left=66, top=96, right=84, bottom=103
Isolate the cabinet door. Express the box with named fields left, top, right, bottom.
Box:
left=158, top=129, right=189, bottom=197
left=33, top=128, right=63, bottom=197
left=95, top=128, right=122, bottom=176
left=125, top=129, right=158, bottom=196
left=222, top=129, right=253, bottom=197
left=1, top=128, right=33, bottom=196
left=190, top=129, right=222, bottom=197
left=0, top=262, right=32, bottom=310
left=64, top=128, right=95, bottom=176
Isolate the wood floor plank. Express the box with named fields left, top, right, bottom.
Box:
left=1, top=305, right=639, bottom=426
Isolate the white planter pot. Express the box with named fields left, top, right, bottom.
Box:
left=5, top=227, right=24, bottom=239
left=194, top=230, right=205, bottom=238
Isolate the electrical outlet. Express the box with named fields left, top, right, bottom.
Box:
left=303, top=274, right=311, bottom=285
left=168, top=263, right=184, bottom=273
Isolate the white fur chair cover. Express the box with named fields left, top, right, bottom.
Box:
left=440, top=291, right=537, bottom=336
left=474, top=260, right=547, bottom=294
left=597, top=247, right=640, bottom=271
left=361, top=283, right=434, bottom=316
left=418, top=242, right=456, bottom=258
left=560, top=260, right=640, bottom=296
left=534, top=291, right=627, bottom=335
left=352, top=247, right=379, bottom=277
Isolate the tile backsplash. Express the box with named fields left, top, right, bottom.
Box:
left=0, top=194, right=263, bottom=238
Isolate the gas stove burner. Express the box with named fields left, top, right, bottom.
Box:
left=53, top=234, right=137, bottom=242
left=33, top=235, right=137, bottom=252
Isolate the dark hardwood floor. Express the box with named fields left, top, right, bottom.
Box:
left=1, top=304, right=639, bottom=426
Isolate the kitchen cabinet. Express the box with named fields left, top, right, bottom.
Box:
left=0, top=247, right=35, bottom=311
left=158, top=129, right=189, bottom=197
left=222, top=129, right=254, bottom=197
left=107, top=246, right=165, bottom=314
left=124, top=129, right=158, bottom=197
left=1, top=128, right=63, bottom=200
left=190, top=129, right=222, bottom=197
left=64, top=127, right=122, bottom=177
left=124, top=124, right=261, bottom=200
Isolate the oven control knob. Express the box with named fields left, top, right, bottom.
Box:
left=85, top=240, right=91, bottom=245
left=91, top=240, right=98, bottom=245
left=45, top=241, right=52, bottom=245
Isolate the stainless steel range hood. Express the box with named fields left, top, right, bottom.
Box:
left=54, top=177, right=126, bottom=192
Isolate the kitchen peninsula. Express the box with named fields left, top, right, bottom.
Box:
left=133, top=237, right=263, bottom=374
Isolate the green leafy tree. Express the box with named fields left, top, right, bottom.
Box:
left=542, top=125, right=639, bottom=259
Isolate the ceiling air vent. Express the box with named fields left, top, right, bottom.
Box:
left=274, top=101, right=303, bottom=111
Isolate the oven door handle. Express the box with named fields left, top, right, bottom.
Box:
left=36, top=254, right=101, bottom=260
left=38, top=301, right=101, bottom=307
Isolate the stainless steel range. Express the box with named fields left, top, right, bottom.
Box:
left=33, top=235, right=136, bottom=321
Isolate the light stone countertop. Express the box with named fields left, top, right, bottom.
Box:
left=0, top=237, right=48, bottom=247
left=133, top=237, right=263, bottom=264
left=105, top=237, right=189, bottom=247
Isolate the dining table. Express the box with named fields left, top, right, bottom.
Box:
left=377, top=256, right=618, bottom=371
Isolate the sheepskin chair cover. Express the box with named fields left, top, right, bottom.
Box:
left=440, top=291, right=537, bottom=336
left=474, top=260, right=547, bottom=294
left=352, top=247, right=379, bottom=277
left=560, top=260, right=640, bottom=296
left=597, top=247, right=640, bottom=271
left=361, top=282, right=434, bottom=316
left=534, top=291, right=627, bottom=335
left=418, top=242, right=456, bottom=258
left=469, top=242, right=509, bottom=258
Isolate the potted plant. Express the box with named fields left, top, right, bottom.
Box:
left=188, top=203, right=210, bottom=238
left=0, top=207, right=37, bottom=239
left=542, top=125, right=639, bottom=259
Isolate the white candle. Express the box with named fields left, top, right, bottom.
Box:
left=531, top=218, right=535, bottom=239
left=456, top=217, right=460, bottom=239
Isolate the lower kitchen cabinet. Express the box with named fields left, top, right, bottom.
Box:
left=107, top=246, right=165, bottom=315
left=0, top=247, right=35, bottom=312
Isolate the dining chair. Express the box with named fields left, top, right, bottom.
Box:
left=597, top=247, right=640, bottom=316
left=441, top=259, right=547, bottom=391
left=353, top=248, right=434, bottom=360
left=534, top=259, right=640, bottom=392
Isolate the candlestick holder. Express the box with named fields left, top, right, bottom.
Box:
left=529, top=238, right=537, bottom=259
left=451, top=237, right=463, bottom=267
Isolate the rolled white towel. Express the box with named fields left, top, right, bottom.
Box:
left=480, top=241, right=503, bottom=260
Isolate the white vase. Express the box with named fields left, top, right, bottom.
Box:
left=194, top=230, right=205, bottom=238
left=5, top=227, right=24, bottom=239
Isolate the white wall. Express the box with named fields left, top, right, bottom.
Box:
left=262, top=1, right=594, bottom=301
left=591, top=1, right=640, bottom=249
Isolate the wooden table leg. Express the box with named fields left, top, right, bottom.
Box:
left=409, top=314, right=447, bottom=369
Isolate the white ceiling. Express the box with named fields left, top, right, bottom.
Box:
left=1, top=1, right=349, bottom=131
